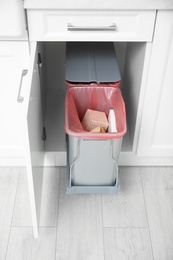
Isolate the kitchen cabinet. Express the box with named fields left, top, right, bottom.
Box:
left=1, top=9, right=173, bottom=167
left=25, top=10, right=159, bottom=168
left=137, top=11, right=173, bottom=158
left=0, top=5, right=173, bottom=236
left=21, top=10, right=157, bottom=236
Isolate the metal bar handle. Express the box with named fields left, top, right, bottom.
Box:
left=67, top=23, right=116, bottom=31
left=17, top=69, right=28, bottom=103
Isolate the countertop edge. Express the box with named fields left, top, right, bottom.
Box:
left=24, top=0, right=173, bottom=10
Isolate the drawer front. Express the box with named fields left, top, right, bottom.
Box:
left=27, top=10, right=156, bottom=42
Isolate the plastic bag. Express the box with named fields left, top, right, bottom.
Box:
left=65, top=81, right=121, bottom=88
left=64, top=84, right=126, bottom=139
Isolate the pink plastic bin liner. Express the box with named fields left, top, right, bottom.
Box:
left=65, top=81, right=121, bottom=89
left=64, top=83, right=126, bottom=139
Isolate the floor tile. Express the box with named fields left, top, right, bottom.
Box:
left=6, top=227, right=56, bottom=260
left=11, top=167, right=32, bottom=226
left=1, top=166, right=173, bottom=260
left=0, top=167, right=19, bottom=260
left=40, top=167, right=60, bottom=226
left=12, top=167, right=60, bottom=227
left=104, top=227, right=153, bottom=260
left=102, top=167, right=148, bottom=228
left=141, top=167, right=173, bottom=260
left=56, top=168, right=104, bottom=260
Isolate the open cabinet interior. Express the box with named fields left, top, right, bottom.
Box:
left=41, top=41, right=147, bottom=155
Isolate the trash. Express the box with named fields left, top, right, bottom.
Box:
left=64, top=85, right=126, bottom=139
left=65, top=42, right=126, bottom=193
left=90, top=126, right=106, bottom=133
left=82, top=109, right=108, bottom=132
left=108, top=109, right=117, bottom=133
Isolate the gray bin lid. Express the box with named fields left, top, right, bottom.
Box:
left=65, top=42, right=121, bottom=83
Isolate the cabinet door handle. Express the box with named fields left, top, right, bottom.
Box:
left=17, top=69, right=28, bottom=103
left=67, top=23, right=116, bottom=31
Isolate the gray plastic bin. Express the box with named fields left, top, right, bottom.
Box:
left=68, top=137, right=122, bottom=186
left=66, top=136, right=121, bottom=194
left=65, top=42, right=126, bottom=194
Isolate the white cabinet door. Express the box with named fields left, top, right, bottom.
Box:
left=23, top=42, right=45, bottom=237
left=137, top=11, right=173, bottom=157
left=0, top=42, right=29, bottom=160
left=0, top=41, right=44, bottom=236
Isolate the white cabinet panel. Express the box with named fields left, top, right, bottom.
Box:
left=23, top=42, right=45, bottom=237
left=137, top=11, right=173, bottom=157
left=27, top=10, right=156, bottom=42
left=0, top=1, right=26, bottom=38
left=0, top=42, right=29, bottom=158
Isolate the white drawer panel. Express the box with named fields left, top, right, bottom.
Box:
left=27, top=10, right=156, bottom=42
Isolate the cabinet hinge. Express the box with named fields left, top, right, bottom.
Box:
left=42, top=126, right=47, bottom=142
left=37, top=53, right=42, bottom=68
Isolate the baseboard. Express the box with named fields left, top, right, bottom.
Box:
left=0, top=152, right=172, bottom=167
left=0, top=152, right=66, bottom=167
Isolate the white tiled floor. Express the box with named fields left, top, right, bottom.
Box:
left=0, top=166, right=173, bottom=260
